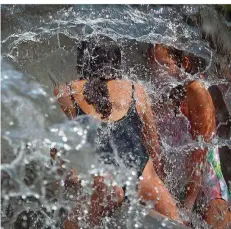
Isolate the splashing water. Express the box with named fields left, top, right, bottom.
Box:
left=1, top=5, right=231, bottom=229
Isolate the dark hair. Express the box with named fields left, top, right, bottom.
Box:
left=76, top=36, right=122, bottom=119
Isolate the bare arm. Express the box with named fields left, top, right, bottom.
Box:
left=182, top=80, right=216, bottom=210
left=135, top=83, right=182, bottom=222
left=138, top=160, right=182, bottom=223
left=135, top=83, right=164, bottom=179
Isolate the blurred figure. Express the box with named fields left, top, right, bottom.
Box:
left=53, top=36, right=183, bottom=228
left=148, top=43, right=231, bottom=228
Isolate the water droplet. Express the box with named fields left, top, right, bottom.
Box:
left=34, top=194, right=40, bottom=199
left=50, top=128, right=58, bottom=132
left=75, top=144, right=82, bottom=150
left=73, top=127, right=78, bottom=132
left=84, top=209, right=88, bottom=214
left=58, top=130, right=64, bottom=136
left=9, top=121, right=14, bottom=126
left=154, top=187, right=159, bottom=193
left=112, top=181, right=118, bottom=186
left=44, top=138, right=51, bottom=144
left=77, top=131, right=83, bottom=136
left=125, top=181, right=130, bottom=186
left=81, top=180, right=88, bottom=187
left=161, top=218, right=168, bottom=227
left=64, top=144, right=71, bottom=150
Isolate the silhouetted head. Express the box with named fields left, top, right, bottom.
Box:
left=76, top=35, right=122, bottom=119
left=147, top=43, right=207, bottom=76
left=76, top=35, right=122, bottom=81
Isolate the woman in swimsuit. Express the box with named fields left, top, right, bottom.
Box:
left=53, top=36, right=183, bottom=228
left=148, top=43, right=231, bottom=228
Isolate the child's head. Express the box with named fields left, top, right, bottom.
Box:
left=147, top=43, right=207, bottom=76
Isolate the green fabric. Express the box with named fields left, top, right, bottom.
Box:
left=208, top=149, right=223, bottom=180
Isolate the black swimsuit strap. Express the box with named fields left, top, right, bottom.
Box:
left=131, top=81, right=136, bottom=110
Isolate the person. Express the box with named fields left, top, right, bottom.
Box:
left=52, top=36, right=183, bottom=228
left=147, top=43, right=231, bottom=228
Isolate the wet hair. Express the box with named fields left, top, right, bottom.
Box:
left=76, top=36, right=122, bottom=119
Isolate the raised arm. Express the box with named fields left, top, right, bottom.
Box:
left=183, top=81, right=216, bottom=142
left=182, top=80, right=216, bottom=210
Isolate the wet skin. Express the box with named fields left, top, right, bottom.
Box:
left=53, top=80, right=183, bottom=227
left=148, top=44, right=231, bottom=228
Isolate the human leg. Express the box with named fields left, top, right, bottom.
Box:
left=138, top=160, right=183, bottom=223
left=203, top=198, right=231, bottom=229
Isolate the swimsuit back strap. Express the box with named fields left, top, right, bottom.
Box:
left=131, top=81, right=136, bottom=109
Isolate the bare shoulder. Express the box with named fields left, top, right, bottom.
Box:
left=108, top=79, right=131, bottom=89
left=185, top=80, right=216, bottom=140
left=70, top=80, right=86, bottom=94
left=133, top=82, right=150, bottom=116
left=186, top=80, right=207, bottom=94
left=134, top=82, right=148, bottom=104
left=107, top=80, right=133, bottom=103
left=186, top=80, right=214, bottom=106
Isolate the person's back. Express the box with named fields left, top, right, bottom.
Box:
left=55, top=79, right=149, bottom=176
left=147, top=43, right=231, bottom=228
left=53, top=36, right=183, bottom=227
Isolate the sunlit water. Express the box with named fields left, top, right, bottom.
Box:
left=1, top=5, right=231, bottom=229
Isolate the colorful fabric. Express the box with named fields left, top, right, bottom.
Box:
left=196, top=145, right=231, bottom=209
